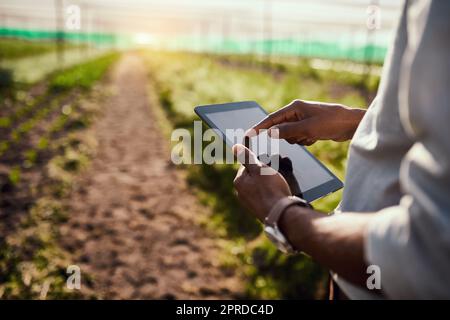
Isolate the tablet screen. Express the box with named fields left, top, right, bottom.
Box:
left=205, top=106, right=334, bottom=193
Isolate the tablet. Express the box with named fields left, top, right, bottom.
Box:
left=194, top=101, right=343, bottom=202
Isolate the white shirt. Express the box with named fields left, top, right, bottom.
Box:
left=335, top=0, right=450, bottom=299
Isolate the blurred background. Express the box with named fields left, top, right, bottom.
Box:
left=0, top=0, right=402, bottom=300
left=0, top=0, right=403, bottom=79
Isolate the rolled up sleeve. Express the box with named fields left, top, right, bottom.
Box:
left=366, top=198, right=450, bottom=298
left=364, top=0, right=450, bottom=299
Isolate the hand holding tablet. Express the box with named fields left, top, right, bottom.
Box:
left=194, top=101, right=343, bottom=202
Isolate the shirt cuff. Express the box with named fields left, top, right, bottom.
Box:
left=364, top=201, right=417, bottom=299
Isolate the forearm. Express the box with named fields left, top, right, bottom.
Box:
left=279, top=206, right=374, bottom=286
left=336, top=105, right=366, bottom=140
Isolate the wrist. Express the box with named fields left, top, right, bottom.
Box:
left=349, top=108, right=366, bottom=123
left=337, top=105, right=365, bottom=140
left=262, top=194, right=289, bottom=221
left=278, top=204, right=312, bottom=252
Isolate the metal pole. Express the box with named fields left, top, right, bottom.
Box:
left=364, top=0, right=380, bottom=94
left=201, top=20, right=209, bottom=54
left=263, top=0, right=272, bottom=64
left=221, top=15, right=230, bottom=54
left=54, top=0, right=64, bottom=67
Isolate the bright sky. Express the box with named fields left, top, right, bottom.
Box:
left=0, top=0, right=403, bottom=42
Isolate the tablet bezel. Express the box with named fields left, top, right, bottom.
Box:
left=194, top=101, right=343, bottom=202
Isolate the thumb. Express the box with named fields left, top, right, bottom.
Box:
left=232, top=144, right=260, bottom=175
left=269, top=118, right=315, bottom=140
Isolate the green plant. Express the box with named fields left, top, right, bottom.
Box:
left=8, top=166, right=21, bottom=185
left=0, top=39, right=58, bottom=60
left=50, top=53, right=118, bottom=91
left=0, top=68, right=13, bottom=88
left=0, top=49, right=115, bottom=299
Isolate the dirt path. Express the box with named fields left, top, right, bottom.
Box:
left=60, top=54, right=243, bottom=299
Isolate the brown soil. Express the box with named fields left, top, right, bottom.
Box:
left=60, top=54, right=244, bottom=299
left=0, top=90, right=79, bottom=240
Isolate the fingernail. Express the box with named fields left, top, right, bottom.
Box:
left=232, top=144, right=244, bottom=155
left=244, top=129, right=256, bottom=138
left=268, top=126, right=278, bottom=137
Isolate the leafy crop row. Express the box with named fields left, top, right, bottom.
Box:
left=0, top=53, right=118, bottom=161
left=0, top=38, right=58, bottom=60
left=0, top=50, right=117, bottom=299
left=50, top=53, right=118, bottom=91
